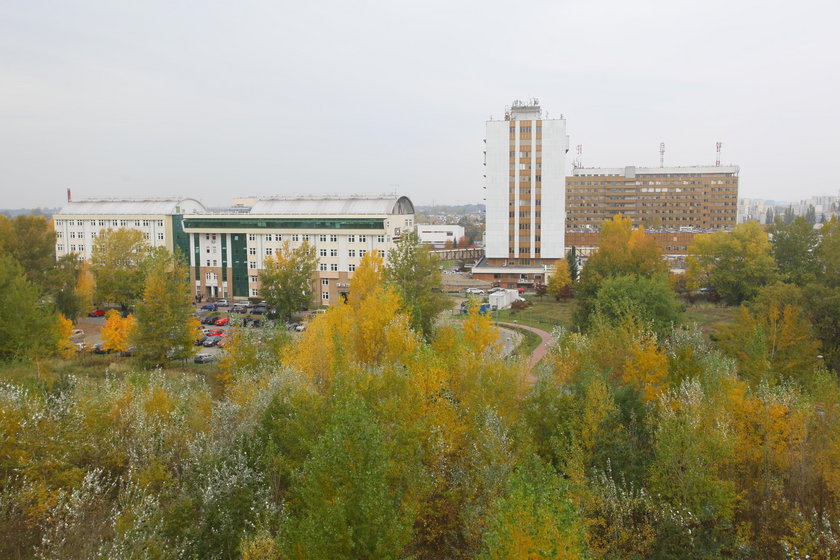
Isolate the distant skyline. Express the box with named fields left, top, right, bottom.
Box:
left=2, top=1, right=839, bottom=209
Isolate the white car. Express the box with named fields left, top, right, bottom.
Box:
left=465, top=288, right=485, bottom=295
left=215, top=299, right=229, bottom=307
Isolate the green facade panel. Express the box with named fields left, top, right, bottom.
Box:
left=171, top=215, right=190, bottom=263
left=230, top=233, right=249, bottom=298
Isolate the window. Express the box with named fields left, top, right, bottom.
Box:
left=292, top=234, right=299, bottom=242
left=249, top=247, right=256, bottom=255
left=359, top=235, right=367, bottom=242
left=348, top=249, right=356, bottom=258
left=158, top=220, right=164, bottom=227
left=55, top=220, right=63, bottom=226
left=206, top=260, right=211, bottom=266
left=91, top=232, right=97, bottom=238
left=143, top=220, right=150, bottom=226
left=57, top=244, right=64, bottom=251
left=98, top=220, right=105, bottom=226
left=330, top=234, right=338, bottom=242
left=69, top=231, right=76, bottom=239
left=348, top=264, right=356, bottom=272
left=134, top=220, right=141, bottom=226
left=319, top=234, right=327, bottom=242
left=322, top=291, right=329, bottom=300
left=265, top=248, right=272, bottom=255
left=78, top=245, right=84, bottom=252
left=248, top=234, right=256, bottom=241
left=144, top=233, right=151, bottom=240
left=212, top=260, right=217, bottom=267
left=56, top=231, right=63, bottom=238
left=69, top=220, right=75, bottom=226
left=359, top=249, right=367, bottom=258
left=330, top=249, right=338, bottom=257
left=319, top=263, right=328, bottom=271
left=330, top=264, right=338, bottom=271
left=348, top=235, right=355, bottom=243
left=249, top=262, right=257, bottom=269
left=251, top=288, right=259, bottom=297
left=70, top=244, right=76, bottom=252
left=302, top=234, right=310, bottom=241
left=157, top=233, right=164, bottom=240
left=265, top=234, right=273, bottom=241
left=321, top=279, right=329, bottom=286
left=377, top=235, right=385, bottom=243
left=250, top=275, right=258, bottom=283
left=206, top=234, right=210, bottom=240
left=319, top=249, right=327, bottom=257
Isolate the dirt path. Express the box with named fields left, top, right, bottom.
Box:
left=493, top=321, right=553, bottom=383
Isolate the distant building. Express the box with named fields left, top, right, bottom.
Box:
left=567, top=165, right=739, bottom=230
left=416, top=224, right=465, bottom=248
left=54, top=197, right=206, bottom=261
left=473, top=99, right=569, bottom=289
left=181, top=195, right=415, bottom=303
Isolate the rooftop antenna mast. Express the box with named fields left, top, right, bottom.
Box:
left=574, top=144, right=583, bottom=168
left=659, top=142, right=665, bottom=168
left=716, top=141, right=722, bottom=167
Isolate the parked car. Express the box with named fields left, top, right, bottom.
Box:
left=250, top=306, right=266, bottom=315
left=194, top=353, right=215, bottom=364
left=201, top=315, right=221, bottom=325
left=118, top=346, right=136, bottom=357
left=92, top=343, right=109, bottom=355
left=206, top=328, right=224, bottom=337
left=200, top=303, right=218, bottom=311
left=215, top=299, right=229, bottom=307
left=88, top=309, right=106, bottom=317
left=465, top=288, right=485, bottom=295
left=232, top=306, right=248, bottom=314
left=202, top=336, right=223, bottom=347
left=75, top=342, right=87, bottom=353
left=214, top=317, right=230, bottom=326
left=195, top=335, right=209, bottom=346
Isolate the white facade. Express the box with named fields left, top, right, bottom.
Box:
left=484, top=102, right=569, bottom=260
left=416, top=224, right=465, bottom=248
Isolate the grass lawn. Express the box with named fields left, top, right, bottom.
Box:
left=682, top=302, right=739, bottom=338
left=492, top=297, right=576, bottom=331
left=502, top=325, right=543, bottom=359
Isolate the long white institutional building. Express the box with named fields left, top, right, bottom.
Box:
left=474, top=99, right=569, bottom=288
left=54, top=195, right=415, bottom=305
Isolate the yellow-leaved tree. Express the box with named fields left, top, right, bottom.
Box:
left=55, top=314, right=76, bottom=358
left=622, top=333, right=669, bottom=402
left=100, top=310, right=136, bottom=353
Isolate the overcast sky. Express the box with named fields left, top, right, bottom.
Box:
left=2, top=0, right=839, bottom=209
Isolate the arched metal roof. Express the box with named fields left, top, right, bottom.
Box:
left=57, top=198, right=206, bottom=215
left=248, top=195, right=414, bottom=216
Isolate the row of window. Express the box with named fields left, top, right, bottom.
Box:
left=243, top=233, right=388, bottom=243
left=56, top=219, right=165, bottom=227
left=57, top=244, right=84, bottom=252
left=58, top=231, right=164, bottom=240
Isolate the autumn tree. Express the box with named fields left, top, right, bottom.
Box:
left=90, top=228, right=155, bottom=310
left=259, top=239, right=318, bottom=320
left=56, top=314, right=77, bottom=358
left=547, top=259, right=572, bottom=301
left=567, top=246, right=579, bottom=282
left=574, top=215, right=667, bottom=329
left=0, top=254, right=57, bottom=362
left=100, top=309, right=136, bottom=353
left=133, top=251, right=199, bottom=366
left=686, top=221, right=777, bottom=305
left=47, top=254, right=87, bottom=320
left=384, top=229, right=449, bottom=340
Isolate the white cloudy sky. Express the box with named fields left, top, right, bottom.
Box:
left=1, top=0, right=838, bottom=209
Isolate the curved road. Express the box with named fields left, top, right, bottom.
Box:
left=493, top=321, right=553, bottom=382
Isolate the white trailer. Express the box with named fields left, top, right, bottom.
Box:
left=489, top=289, right=522, bottom=310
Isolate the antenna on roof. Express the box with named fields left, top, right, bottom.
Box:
left=716, top=141, right=722, bottom=167
left=659, top=142, right=665, bottom=168
left=574, top=145, right=583, bottom=168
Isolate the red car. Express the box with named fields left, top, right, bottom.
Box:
left=88, top=309, right=106, bottom=317
left=206, top=328, right=224, bottom=337
left=214, top=317, right=230, bottom=326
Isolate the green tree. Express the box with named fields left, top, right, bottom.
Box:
left=574, top=215, right=667, bottom=329
left=768, top=216, right=819, bottom=285
left=259, top=239, right=318, bottom=320
left=686, top=221, right=777, bottom=305
left=805, top=204, right=817, bottom=224
left=765, top=207, right=774, bottom=225
left=591, top=274, right=681, bottom=339
left=0, top=214, right=55, bottom=288
left=283, top=398, right=411, bottom=560
left=817, top=218, right=840, bottom=287
left=0, top=254, right=58, bottom=361
left=47, top=254, right=85, bottom=321
left=384, top=229, right=449, bottom=340
left=90, top=228, right=154, bottom=310
left=567, top=246, right=579, bottom=282
left=133, top=251, right=198, bottom=366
